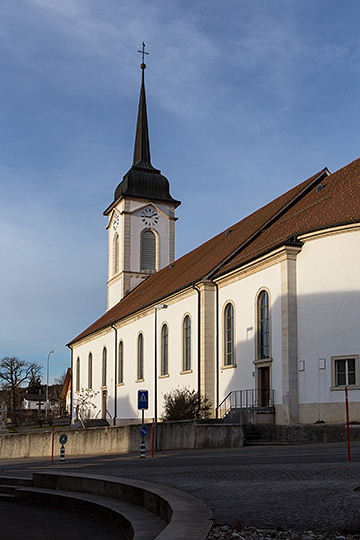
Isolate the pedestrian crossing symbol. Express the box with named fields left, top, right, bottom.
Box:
left=138, top=389, right=149, bottom=410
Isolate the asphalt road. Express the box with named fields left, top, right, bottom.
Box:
left=1, top=442, right=360, bottom=534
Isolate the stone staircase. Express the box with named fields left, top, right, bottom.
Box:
left=0, top=472, right=213, bottom=540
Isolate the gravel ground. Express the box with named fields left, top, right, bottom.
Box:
left=207, top=524, right=360, bottom=540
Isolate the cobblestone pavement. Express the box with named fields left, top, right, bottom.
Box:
left=1, top=443, right=360, bottom=536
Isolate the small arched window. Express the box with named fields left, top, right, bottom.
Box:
left=258, top=290, right=270, bottom=359
left=161, top=324, right=169, bottom=376
left=140, top=230, right=156, bottom=271
left=76, top=357, right=80, bottom=392
left=102, top=347, right=107, bottom=387
left=183, top=315, right=191, bottom=372
left=118, top=341, right=124, bottom=384
left=224, top=303, right=235, bottom=366
left=137, top=333, right=144, bottom=381
left=113, top=233, right=119, bottom=275
left=88, top=353, right=92, bottom=389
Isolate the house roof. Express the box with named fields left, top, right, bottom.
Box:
left=23, top=394, right=46, bottom=402
left=68, top=156, right=360, bottom=347
left=60, top=368, right=71, bottom=399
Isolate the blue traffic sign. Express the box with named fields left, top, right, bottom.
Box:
left=138, top=390, right=149, bottom=410
left=140, top=425, right=148, bottom=437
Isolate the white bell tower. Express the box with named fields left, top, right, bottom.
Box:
left=103, top=46, right=180, bottom=310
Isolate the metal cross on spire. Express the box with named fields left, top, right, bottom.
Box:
left=137, top=42, right=149, bottom=66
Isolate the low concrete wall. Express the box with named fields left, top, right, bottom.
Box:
left=255, top=423, right=360, bottom=443
left=0, top=421, right=244, bottom=460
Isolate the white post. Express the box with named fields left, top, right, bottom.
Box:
left=46, top=350, right=54, bottom=419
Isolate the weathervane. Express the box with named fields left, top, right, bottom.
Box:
left=138, top=42, right=149, bottom=69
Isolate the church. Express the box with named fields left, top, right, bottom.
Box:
left=68, top=56, right=360, bottom=427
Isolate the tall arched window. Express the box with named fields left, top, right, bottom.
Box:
left=88, top=353, right=93, bottom=389
left=76, top=357, right=80, bottom=392
left=102, top=347, right=107, bottom=387
left=113, top=233, right=119, bottom=275
left=140, top=230, right=156, bottom=271
left=118, top=341, right=124, bottom=384
left=183, top=315, right=191, bottom=372
left=258, top=290, right=270, bottom=359
left=224, top=303, right=235, bottom=366
left=137, top=333, right=144, bottom=381
left=161, top=324, right=169, bottom=376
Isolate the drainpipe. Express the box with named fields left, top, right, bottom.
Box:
left=111, top=325, right=117, bottom=426
left=69, top=347, right=73, bottom=423
left=192, top=284, right=201, bottom=414
left=214, top=282, right=219, bottom=418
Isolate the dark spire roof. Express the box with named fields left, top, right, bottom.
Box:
left=104, top=60, right=180, bottom=215
left=133, top=66, right=152, bottom=169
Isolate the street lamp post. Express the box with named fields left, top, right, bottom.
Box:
left=46, top=350, right=54, bottom=419
left=154, top=304, right=167, bottom=452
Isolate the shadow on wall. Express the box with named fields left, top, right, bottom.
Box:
left=219, top=289, right=360, bottom=424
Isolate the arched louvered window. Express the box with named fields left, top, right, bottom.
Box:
left=88, top=353, right=93, bottom=389
left=258, top=290, right=270, bottom=359
left=141, top=230, right=156, bottom=271
left=137, top=333, right=144, bottom=381
left=113, top=233, right=119, bottom=275
left=224, top=303, right=235, bottom=366
left=118, top=341, right=124, bottom=384
left=183, top=315, right=191, bottom=372
left=76, top=357, right=80, bottom=392
left=102, top=347, right=107, bottom=387
left=161, top=324, right=169, bottom=376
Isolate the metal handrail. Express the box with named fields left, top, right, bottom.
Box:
left=217, top=389, right=274, bottom=418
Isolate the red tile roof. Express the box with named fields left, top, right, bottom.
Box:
left=68, top=157, right=360, bottom=346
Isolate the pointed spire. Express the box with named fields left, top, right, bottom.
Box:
left=104, top=43, right=181, bottom=216
left=133, top=43, right=153, bottom=169
left=132, top=63, right=153, bottom=169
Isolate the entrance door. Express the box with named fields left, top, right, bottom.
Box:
left=102, top=390, right=107, bottom=420
left=259, top=366, right=270, bottom=407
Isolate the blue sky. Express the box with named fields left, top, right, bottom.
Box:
left=1, top=0, right=360, bottom=382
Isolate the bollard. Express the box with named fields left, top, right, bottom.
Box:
left=140, top=439, right=146, bottom=459
left=59, top=433, right=68, bottom=462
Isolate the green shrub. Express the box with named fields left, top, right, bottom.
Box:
left=161, top=387, right=212, bottom=421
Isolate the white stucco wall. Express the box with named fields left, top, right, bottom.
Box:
left=72, top=290, right=199, bottom=423
left=297, top=227, right=360, bottom=416
left=217, top=263, right=282, bottom=407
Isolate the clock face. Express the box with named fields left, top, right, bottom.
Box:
left=113, top=212, right=120, bottom=231
left=141, top=207, right=159, bottom=227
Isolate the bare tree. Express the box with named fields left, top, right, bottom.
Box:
left=54, top=371, right=67, bottom=386
left=0, top=356, right=42, bottom=423
left=74, top=388, right=99, bottom=427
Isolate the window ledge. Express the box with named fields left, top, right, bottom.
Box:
left=330, top=385, right=360, bottom=391
left=253, top=357, right=273, bottom=365
left=116, top=382, right=124, bottom=387
left=159, top=374, right=169, bottom=379
left=221, top=364, right=237, bottom=370
left=135, top=379, right=144, bottom=383
left=180, top=370, right=193, bottom=375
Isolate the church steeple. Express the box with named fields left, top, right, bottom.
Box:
left=104, top=45, right=180, bottom=309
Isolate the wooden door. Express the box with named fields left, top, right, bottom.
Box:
left=259, top=366, right=270, bottom=407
